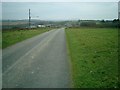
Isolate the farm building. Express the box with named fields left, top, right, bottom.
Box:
left=37, top=25, right=46, bottom=28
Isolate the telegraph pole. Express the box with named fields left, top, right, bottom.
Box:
left=118, top=1, right=120, bottom=20
left=8, top=19, right=10, bottom=29
left=29, top=9, right=31, bottom=29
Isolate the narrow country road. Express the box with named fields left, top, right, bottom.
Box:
left=2, top=28, right=71, bottom=88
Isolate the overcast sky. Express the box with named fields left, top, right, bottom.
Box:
left=1, top=0, right=120, bottom=2
left=2, top=2, right=118, bottom=20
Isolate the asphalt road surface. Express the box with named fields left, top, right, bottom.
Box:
left=2, top=28, right=71, bottom=88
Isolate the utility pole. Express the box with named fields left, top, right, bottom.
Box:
left=8, top=19, right=10, bottom=29
left=118, top=1, right=120, bottom=28
left=118, top=1, right=120, bottom=20
left=29, top=9, right=31, bottom=29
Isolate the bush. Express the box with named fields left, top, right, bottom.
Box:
left=80, top=22, right=96, bottom=27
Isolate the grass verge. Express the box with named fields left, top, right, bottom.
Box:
left=2, top=28, right=54, bottom=49
left=65, top=27, right=118, bottom=88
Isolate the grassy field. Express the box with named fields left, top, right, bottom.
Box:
left=2, top=28, right=54, bottom=49
left=65, top=28, right=118, bottom=88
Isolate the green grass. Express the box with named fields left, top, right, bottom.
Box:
left=2, top=28, right=53, bottom=49
left=65, top=27, right=118, bottom=88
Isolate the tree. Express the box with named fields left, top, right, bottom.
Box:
left=101, top=19, right=105, bottom=23
left=113, top=19, right=119, bottom=23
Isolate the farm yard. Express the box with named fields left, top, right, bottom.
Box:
left=65, top=27, right=118, bottom=88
